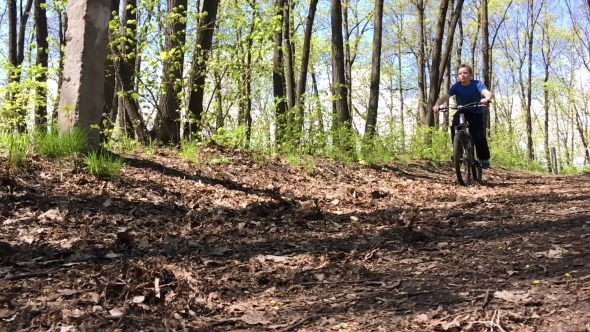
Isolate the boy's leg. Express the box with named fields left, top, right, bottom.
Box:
left=465, top=112, right=491, bottom=161
left=450, top=112, right=460, bottom=144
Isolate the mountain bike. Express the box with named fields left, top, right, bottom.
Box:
left=438, top=102, right=483, bottom=186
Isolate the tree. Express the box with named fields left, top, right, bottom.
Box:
left=58, top=0, right=111, bottom=150
left=363, top=0, right=384, bottom=151
left=426, top=0, right=465, bottom=127
left=34, top=0, right=49, bottom=131
left=118, top=0, right=148, bottom=143
left=294, top=0, right=319, bottom=143
left=331, top=0, right=353, bottom=154
left=153, top=0, right=188, bottom=145
left=273, top=0, right=287, bottom=145
left=185, top=0, right=220, bottom=139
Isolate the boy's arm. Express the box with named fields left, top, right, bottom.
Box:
left=480, top=89, right=493, bottom=104
left=433, top=93, right=451, bottom=112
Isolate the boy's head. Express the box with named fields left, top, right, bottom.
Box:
left=457, top=64, right=473, bottom=75
left=457, top=64, right=473, bottom=85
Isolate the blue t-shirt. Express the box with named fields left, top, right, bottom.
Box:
left=447, top=80, right=487, bottom=114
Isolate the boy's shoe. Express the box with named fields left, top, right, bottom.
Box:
left=481, top=160, right=491, bottom=169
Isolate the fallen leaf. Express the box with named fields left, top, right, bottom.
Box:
left=132, top=296, right=145, bottom=303
left=0, top=309, right=14, bottom=319
left=241, top=311, right=271, bottom=325
left=494, top=290, right=531, bottom=304
left=109, top=308, right=124, bottom=317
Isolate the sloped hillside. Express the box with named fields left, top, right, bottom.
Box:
left=1, top=145, right=589, bottom=331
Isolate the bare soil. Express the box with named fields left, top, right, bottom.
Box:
left=1, top=145, right=589, bottom=331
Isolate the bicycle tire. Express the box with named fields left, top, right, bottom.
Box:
left=453, top=131, right=471, bottom=186
left=472, top=158, right=483, bottom=184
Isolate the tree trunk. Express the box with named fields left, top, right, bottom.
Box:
left=427, top=0, right=465, bottom=127
left=153, top=0, right=187, bottom=145
left=363, top=0, right=384, bottom=151
left=34, top=0, right=49, bottom=132
left=101, top=0, right=120, bottom=142
left=415, top=0, right=427, bottom=126
left=52, top=8, right=68, bottom=123
left=525, top=0, right=542, bottom=160
left=185, top=0, right=220, bottom=139
left=58, top=0, right=111, bottom=151
left=294, top=0, right=319, bottom=141
left=481, top=0, right=491, bottom=133
left=273, top=0, right=287, bottom=146
left=118, top=0, right=148, bottom=143
left=331, top=0, right=353, bottom=154
left=283, top=0, right=296, bottom=113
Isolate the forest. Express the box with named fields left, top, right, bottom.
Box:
left=1, top=0, right=590, bottom=171
left=2, top=1, right=590, bottom=330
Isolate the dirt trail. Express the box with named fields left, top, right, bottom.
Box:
left=1, top=147, right=589, bottom=331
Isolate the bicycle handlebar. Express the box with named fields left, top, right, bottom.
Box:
left=437, top=102, right=483, bottom=112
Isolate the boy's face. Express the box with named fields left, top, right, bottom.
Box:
left=457, top=67, right=472, bottom=85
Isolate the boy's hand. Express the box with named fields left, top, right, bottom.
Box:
left=432, top=105, right=440, bottom=113
left=480, top=98, right=490, bottom=104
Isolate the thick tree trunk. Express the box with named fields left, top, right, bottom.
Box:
left=58, top=0, right=111, bottom=151
left=363, top=0, right=384, bottom=150
left=331, top=0, right=353, bottom=154
left=185, top=0, right=220, bottom=139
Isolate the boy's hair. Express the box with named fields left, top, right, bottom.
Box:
left=457, top=64, right=473, bottom=75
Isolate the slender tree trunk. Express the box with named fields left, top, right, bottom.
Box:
left=524, top=0, right=543, bottom=160
left=415, top=0, right=427, bottom=124
left=273, top=0, right=287, bottom=146
left=34, top=0, right=49, bottom=132
left=185, top=0, right=220, bottom=139
left=101, top=0, right=120, bottom=142
left=363, top=0, right=384, bottom=152
left=153, top=0, right=187, bottom=144
left=283, top=0, right=296, bottom=113
left=214, top=70, right=224, bottom=130
left=427, top=0, right=465, bottom=127
left=118, top=0, right=148, bottom=143
left=52, top=9, right=67, bottom=124
left=481, top=0, right=491, bottom=134
left=294, top=0, right=319, bottom=141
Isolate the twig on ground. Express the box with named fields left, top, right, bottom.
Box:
left=278, top=314, right=320, bottom=332
left=481, top=289, right=491, bottom=311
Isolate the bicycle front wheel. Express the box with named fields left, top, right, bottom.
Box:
left=453, top=131, right=471, bottom=186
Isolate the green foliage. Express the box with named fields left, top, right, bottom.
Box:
left=405, top=126, right=452, bottom=162
left=212, top=126, right=248, bottom=148
left=209, top=156, right=231, bottom=165
left=85, top=151, right=124, bottom=178
left=0, top=133, right=31, bottom=167
left=488, top=128, right=545, bottom=172
left=104, top=136, right=143, bottom=155
left=180, top=139, right=201, bottom=165
left=35, top=127, right=87, bottom=158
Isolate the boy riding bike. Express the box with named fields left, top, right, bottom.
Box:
left=432, top=64, right=494, bottom=169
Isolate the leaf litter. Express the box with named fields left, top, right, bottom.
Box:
left=0, top=146, right=590, bottom=331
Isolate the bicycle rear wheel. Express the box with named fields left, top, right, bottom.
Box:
left=453, top=131, right=471, bottom=186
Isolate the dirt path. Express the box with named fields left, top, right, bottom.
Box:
left=1, top=147, right=589, bottom=331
